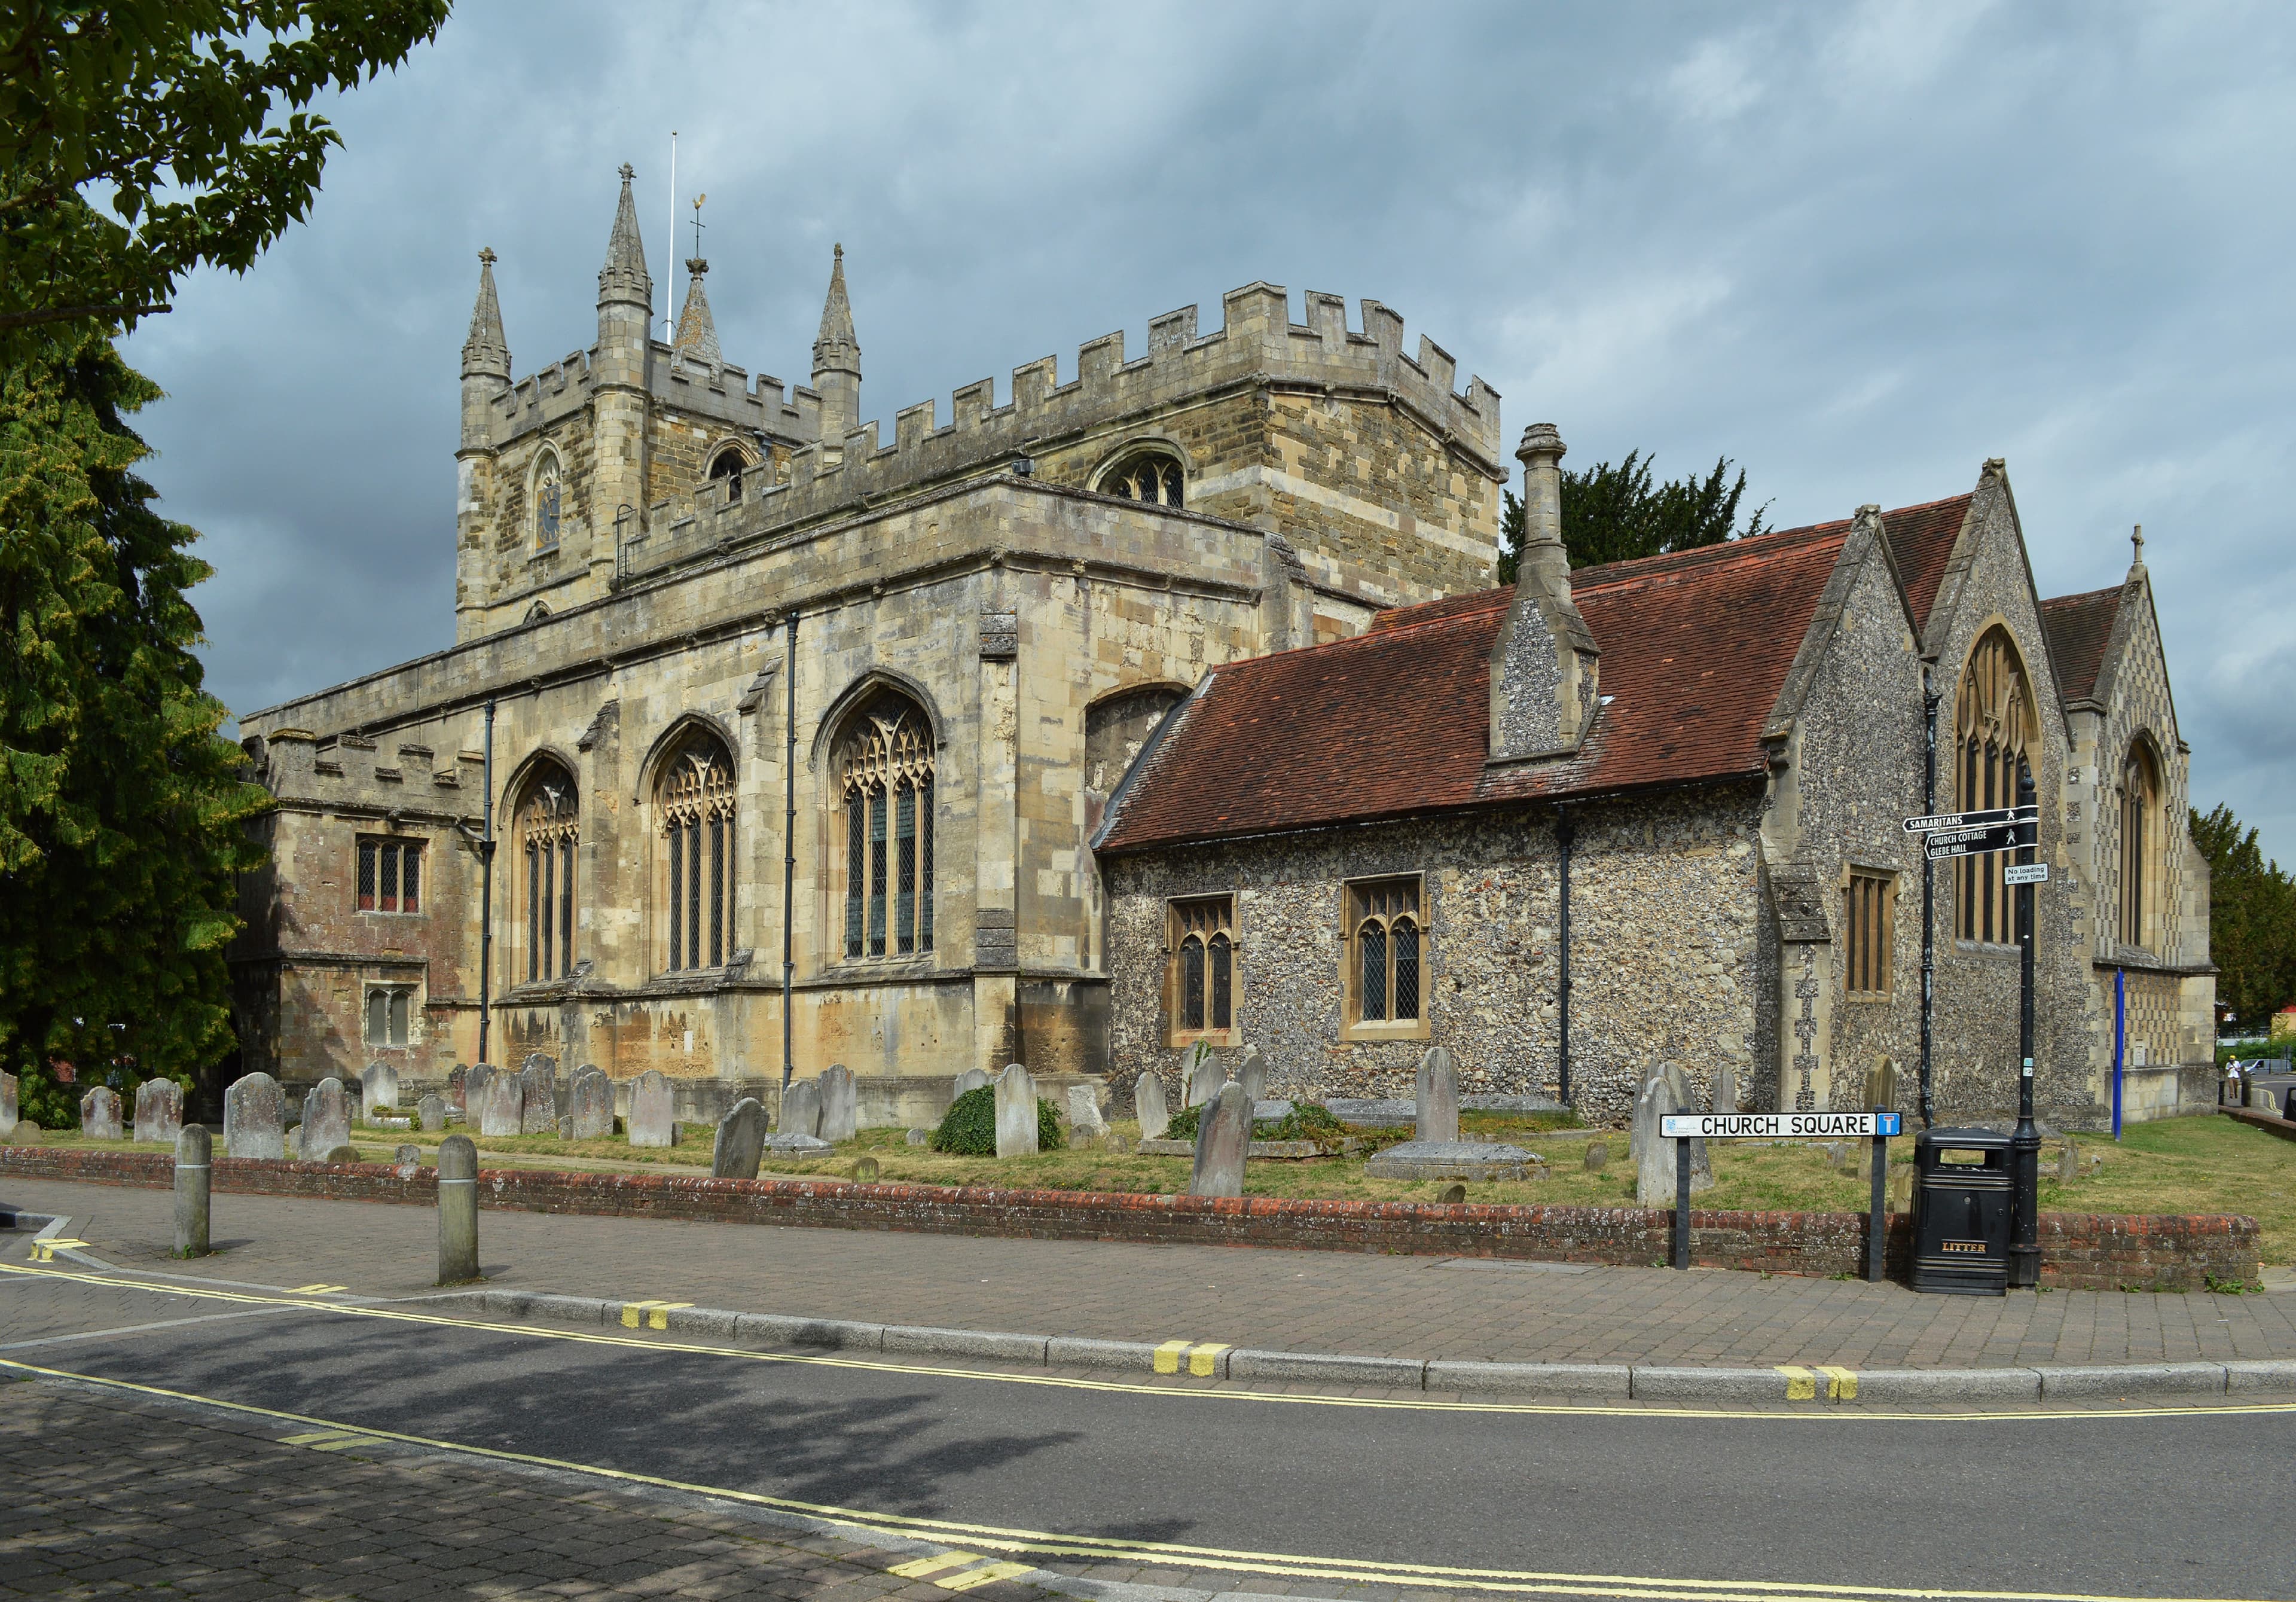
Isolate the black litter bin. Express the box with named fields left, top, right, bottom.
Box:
left=1911, top=1127, right=2012, bottom=1296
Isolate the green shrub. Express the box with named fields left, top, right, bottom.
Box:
left=1161, top=1100, right=1346, bottom=1146
left=929, top=1085, right=1061, bottom=1155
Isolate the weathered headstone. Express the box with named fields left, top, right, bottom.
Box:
left=1711, top=1066, right=1739, bottom=1116
left=417, top=1093, right=446, bottom=1133
left=1236, top=1045, right=1268, bottom=1105
left=1642, top=1066, right=1712, bottom=1188
left=133, top=1078, right=183, bottom=1145
left=1864, top=1058, right=1901, bottom=1113
left=1824, top=1142, right=1849, bottom=1172
left=1, top=1069, right=16, bottom=1134
left=2056, top=1137, right=2080, bottom=1183
left=473, top=1068, right=524, bottom=1139
left=712, top=1097, right=768, bottom=1179
left=1188, top=1084, right=1251, bottom=1198
left=1183, top=1042, right=1225, bottom=1109
left=818, top=1064, right=859, bottom=1143
left=566, top=1065, right=613, bottom=1140
left=952, top=1066, right=992, bottom=1099
left=80, top=1087, right=123, bottom=1141
left=853, top=1156, right=881, bottom=1182
left=518, top=1057, right=558, bottom=1135
left=1134, top=1071, right=1171, bottom=1141
left=1584, top=1139, right=1608, bottom=1172
left=905, top=1128, right=929, bottom=1146
left=1066, top=1084, right=1107, bottom=1137
left=993, top=1062, right=1037, bottom=1158
left=364, top=1061, right=401, bottom=1111
left=300, top=1078, right=352, bottom=1159
left=393, top=1143, right=422, bottom=1167
left=780, top=1079, right=822, bottom=1140
left=627, top=1069, right=676, bottom=1148
left=1439, top=1183, right=1467, bottom=1204
left=1415, top=1046, right=1460, bottom=1143
left=463, top=1064, right=495, bottom=1120
left=447, top=1064, right=469, bottom=1110
left=1633, top=1076, right=1717, bottom=1204
left=223, top=1072, right=286, bottom=1159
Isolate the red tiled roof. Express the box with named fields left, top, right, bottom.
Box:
left=1877, top=492, right=1973, bottom=631
left=2041, top=584, right=2124, bottom=705
left=1097, top=517, right=1860, bottom=853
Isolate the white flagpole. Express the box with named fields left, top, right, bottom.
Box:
left=666, top=131, right=677, bottom=340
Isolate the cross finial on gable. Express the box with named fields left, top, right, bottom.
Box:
left=478, top=246, right=496, bottom=266
left=2131, top=523, right=2144, bottom=563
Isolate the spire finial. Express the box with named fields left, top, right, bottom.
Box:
left=814, top=242, right=858, bottom=368
left=462, top=245, right=509, bottom=380
left=478, top=246, right=496, bottom=266
left=598, top=162, right=652, bottom=311
left=618, top=161, right=634, bottom=182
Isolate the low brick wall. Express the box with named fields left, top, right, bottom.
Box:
left=0, top=1146, right=2258, bottom=1290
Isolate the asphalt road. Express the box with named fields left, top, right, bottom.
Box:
left=4, top=1261, right=2291, bottom=1602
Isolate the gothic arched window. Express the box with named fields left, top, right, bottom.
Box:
left=2120, top=743, right=2161, bottom=951
left=517, top=763, right=578, bottom=984
left=1168, top=896, right=1235, bottom=1043
left=1347, top=877, right=1424, bottom=1031
left=1953, top=627, right=2035, bottom=945
left=709, top=446, right=746, bottom=504
left=1097, top=447, right=1184, bottom=508
left=531, top=447, right=563, bottom=548
left=658, top=731, right=736, bottom=972
left=836, top=695, right=934, bottom=960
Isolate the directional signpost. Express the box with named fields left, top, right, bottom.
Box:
left=1659, top=1111, right=1905, bottom=1280
left=1907, top=805, right=2038, bottom=862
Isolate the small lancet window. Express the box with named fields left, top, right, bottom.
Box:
left=532, top=448, right=563, bottom=548
left=1098, top=448, right=1184, bottom=508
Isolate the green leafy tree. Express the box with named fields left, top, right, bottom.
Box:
left=2190, top=803, right=2296, bottom=1035
left=1498, top=451, right=1771, bottom=584
left=1, top=1, right=451, bottom=352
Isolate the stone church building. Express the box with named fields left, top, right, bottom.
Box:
left=230, top=167, right=2211, bottom=1129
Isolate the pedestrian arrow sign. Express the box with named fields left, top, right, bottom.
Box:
left=1923, top=821, right=2032, bottom=860
left=1903, top=804, right=2037, bottom=834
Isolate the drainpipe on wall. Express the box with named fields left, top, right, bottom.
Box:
left=781, top=614, right=798, bottom=1093
left=477, top=698, right=497, bottom=1066
left=1555, top=808, right=1575, bottom=1108
left=2113, top=966, right=2126, bottom=1140
left=1918, top=669, right=1938, bottom=1128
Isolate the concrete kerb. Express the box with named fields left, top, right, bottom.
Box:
left=396, top=1289, right=2289, bottom=1404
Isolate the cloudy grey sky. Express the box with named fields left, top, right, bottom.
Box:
left=121, top=1, right=2296, bottom=861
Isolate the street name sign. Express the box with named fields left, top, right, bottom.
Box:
left=1924, top=822, right=2031, bottom=860
left=1903, top=804, right=2037, bottom=834
left=2004, top=863, right=2050, bottom=885
left=1661, top=1112, right=1902, bottom=1139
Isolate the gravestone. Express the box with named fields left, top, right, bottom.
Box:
left=364, top=1061, right=401, bottom=1111
left=223, top=1072, right=287, bottom=1159
left=1066, top=1084, right=1107, bottom=1138
left=1134, top=1072, right=1171, bottom=1142
left=952, top=1066, right=992, bottom=1099
left=463, top=1064, right=496, bottom=1119
left=781, top=1079, right=822, bottom=1140
left=712, top=1097, right=768, bottom=1180
left=1632, top=1076, right=1710, bottom=1203
left=1824, top=1142, right=1849, bottom=1171
left=1584, top=1140, right=1608, bottom=1172
left=1188, top=1084, right=1251, bottom=1199
left=1636, top=1066, right=1711, bottom=1188
left=1415, top=1046, right=1460, bottom=1143
left=1863, top=1058, right=1901, bottom=1112
left=394, top=1143, right=422, bottom=1168
left=993, top=1063, right=1037, bottom=1158
left=133, top=1078, right=183, bottom=1145
left=854, top=1156, right=882, bottom=1181
left=627, top=1069, right=676, bottom=1148
left=566, top=1066, right=613, bottom=1140
left=417, top=1094, right=446, bottom=1133
left=447, top=1064, right=469, bottom=1110
left=300, top=1078, right=352, bottom=1159
left=556, top=1116, right=573, bottom=1139
left=818, top=1064, right=859, bottom=1143
left=1183, top=1042, right=1225, bottom=1109
left=1236, top=1045, right=1268, bottom=1104
left=0, top=1069, right=15, bottom=1134
left=1439, top=1183, right=1467, bottom=1204
left=474, top=1069, right=524, bottom=1139
left=80, top=1087, right=123, bottom=1141
left=905, top=1128, right=928, bottom=1146
left=1711, top=1066, right=1739, bottom=1115
left=2056, top=1137, right=2080, bottom=1183
left=1888, top=1164, right=1913, bottom=1212
left=518, top=1058, right=558, bottom=1135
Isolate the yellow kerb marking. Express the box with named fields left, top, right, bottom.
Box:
left=279, top=1430, right=362, bottom=1446
left=1778, top=1365, right=1818, bottom=1401
left=620, top=1301, right=693, bottom=1329
left=941, top=1561, right=1033, bottom=1591
left=30, top=1240, right=86, bottom=1262
left=291, top=1284, right=347, bottom=1295
left=890, top=1552, right=984, bottom=1578
left=310, top=1436, right=385, bottom=1453
left=1820, top=1365, right=1859, bottom=1401
left=1153, top=1339, right=1191, bottom=1375
left=1189, top=1342, right=1229, bottom=1378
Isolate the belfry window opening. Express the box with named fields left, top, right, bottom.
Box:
left=709, top=447, right=746, bottom=504
left=1098, top=448, right=1184, bottom=508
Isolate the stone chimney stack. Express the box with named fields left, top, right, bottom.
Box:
left=1488, top=423, right=1599, bottom=764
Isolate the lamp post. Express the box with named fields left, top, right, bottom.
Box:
left=2007, top=760, right=2041, bottom=1289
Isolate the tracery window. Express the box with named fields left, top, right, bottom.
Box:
left=517, top=764, right=579, bottom=984
left=2120, top=744, right=2160, bottom=950
left=356, top=837, right=422, bottom=916
left=1953, top=627, right=2035, bottom=945
left=1167, top=897, right=1235, bottom=1043
left=709, top=447, right=746, bottom=503
left=532, top=447, right=563, bottom=548
left=1098, top=448, right=1184, bottom=508
left=658, top=731, right=736, bottom=972
left=836, top=695, right=934, bottom=960
left=1345, top=877, right=1425, bottom=1035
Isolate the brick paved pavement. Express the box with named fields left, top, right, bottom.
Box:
left=0, top=1375, right=1057, bottom=1602
left=7, top=1176, right=2294, bottom=1369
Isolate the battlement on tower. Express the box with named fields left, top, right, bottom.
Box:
left=484, top=340, right=823, bottom=445
left=618, top=280, right=1500, bottom=576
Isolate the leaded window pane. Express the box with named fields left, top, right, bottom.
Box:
left=668, top=825, right=684, bottom=971
left=559, top=840, right=575, bottom=977
left=1393, top=920, right=1419, bottom=1021
left=845, top=792, right=865, bottom=958
left=919, top=776, right=935, bottom=953
left=896, top=783, right=917, bottom=956
left=709, top=816, right=725, bottom=966
left=401, top=847, right=420, bottom=914
left=358, top=842, right=375, bottom=912
left=868, top=788, right=888, bottom=958
left=1180, top=936, right=1205, bottom=1032
left=687, top=820, right=703, bottom=969
left=1209, top=933, right=1232, bottom=1030
left=1359, top=922, right=1387, bottom=1022
left=539, top=840, right=555, bottom=980
left=379, top=843, right=399, bottom=913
